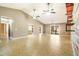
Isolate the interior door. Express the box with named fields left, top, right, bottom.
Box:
left=0, top=23, right=8, bottom=46
left=0, top=23, right=6, bottom=38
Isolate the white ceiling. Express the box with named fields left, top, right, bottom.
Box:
left=0, top=3, right=67, bottom=24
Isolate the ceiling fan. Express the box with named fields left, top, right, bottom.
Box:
left=32, top=3, right=56, bottom=19
left=42, top=3, right=56, bottom=14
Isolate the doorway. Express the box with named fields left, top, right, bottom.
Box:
left=0, top=23, right=7, bottom=40
left=51, top=25, right=60, bottom=35
left=0, top=16, right=13, bottom=40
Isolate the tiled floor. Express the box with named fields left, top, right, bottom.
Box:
left=0, top=34, right=73, bottom=56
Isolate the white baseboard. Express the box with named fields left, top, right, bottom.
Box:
left=12, top=36, right=27, bottom=40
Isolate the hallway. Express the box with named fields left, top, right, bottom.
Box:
left=0, top=34, right=73, bottom=56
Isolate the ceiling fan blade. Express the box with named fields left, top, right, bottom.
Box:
left=51, top=12, right=56, bottom=13
left=36, top=16, right=40, bottom=18
left=51, top=9, right=54, bottom=11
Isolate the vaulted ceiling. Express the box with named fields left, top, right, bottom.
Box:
left=0, top=3, right=67, bottom=24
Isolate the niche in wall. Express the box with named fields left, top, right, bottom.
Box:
left=28, top=25, right=33, bottom=34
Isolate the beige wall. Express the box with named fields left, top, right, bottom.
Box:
left=43, top=25, right=51, bottom=34
left=44, top=23, right=71, bottom=35
left=43, top=23, right=71, bottom=40
left=59, top=23, right=71, bottom=35
left=0, top=6, right=43, bottom=38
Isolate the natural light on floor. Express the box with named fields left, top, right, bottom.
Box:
left=50, top=34, right=60, bottom=48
